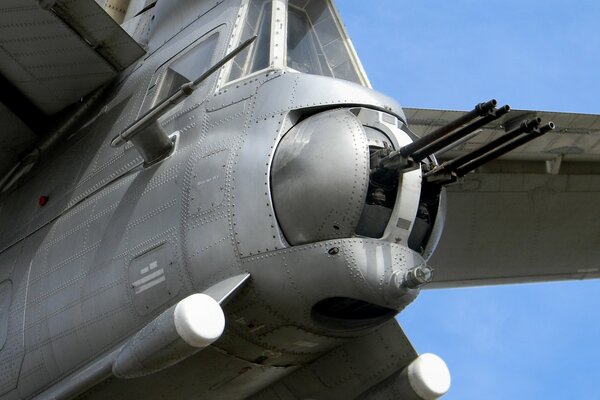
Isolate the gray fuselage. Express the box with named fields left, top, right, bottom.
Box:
left=0, top=1, right=443, bottom=398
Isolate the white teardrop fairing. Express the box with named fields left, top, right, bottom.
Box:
left=407, top=353, right=451, bottom=399
left=174, top=293, right=225, bottom=348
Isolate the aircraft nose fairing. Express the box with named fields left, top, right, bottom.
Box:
left=243, top=238, right=425, bottom=332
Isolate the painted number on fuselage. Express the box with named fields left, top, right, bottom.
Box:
left=128, top=243, right=181, bottom=315
left=132, top=261, right=166, bottom=294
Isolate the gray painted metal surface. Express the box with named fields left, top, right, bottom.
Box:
left=429, top=171, right=600, bottom=287
left=0, top=0, right=146, bottom=192
left=0, top=1, right=597, bottom=399
left=251, top=319, right=417, bottom=400
left=0, top=0, right=144, bottom=115
left=271, top=108, right=370, bottom=245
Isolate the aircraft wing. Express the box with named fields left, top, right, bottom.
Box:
left=250, top=319, right=419, bottom=400
left=46, top=318, right=420, bottom=399
left=0, top=0, right=145, bottom=179
left=404, top=107, right=600, bottom=288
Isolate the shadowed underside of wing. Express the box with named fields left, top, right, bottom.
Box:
left=404, top=108, right=600, bottom=288
left=250, top=320, right=418, bottom=400
left=0, top=0, right=145, bottom=182
left=62, top=320, right=418, bottom=400
left=0, top=0, right=144, bottom=115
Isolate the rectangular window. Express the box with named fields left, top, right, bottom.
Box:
left=153, top=33, right=220, bottom=105
left=287, top=0, right=362, bottom=85
left=227, top=0, right=273, bottom=82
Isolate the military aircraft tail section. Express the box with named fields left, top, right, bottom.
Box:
left=0, top=0, right=596, bottom=398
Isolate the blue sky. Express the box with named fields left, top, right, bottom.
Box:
left=336, top=1, right=600, bottom=399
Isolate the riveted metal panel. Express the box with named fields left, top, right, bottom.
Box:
left=231, top=113, right=289, bottom=257
left=0, top=3, right=247, bottom=397
left=271, top=108, right=369, bottom=245
left=251, top=320, right=416, bottom=400
left=0, top=3, right=113, bottom=114
left=0, top=283, right=20, bottom=396
left=259, top=326, right=343, bottom=354
left=428, top=171, right=600, bottom=287
left=189, top=150, right=229, bottom=215
left=203, top=73, right=290, bottom=258
left=240, top=239, right=423, bottom=335
left=77, top=345, right=293, bottom=400
left=0, top=281, right=11, bottom=352
left=149, top=0, right=227, bottom=54
left=0, top=0, right=144, bottom=114
left=252, top=73, right=406, bottom=123
left=185, top=216, right=238, bottom=290
left=53, top=0, right=145, bottom=70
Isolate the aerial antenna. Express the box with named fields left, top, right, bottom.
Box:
left=110, top=35, right=257, bottom=166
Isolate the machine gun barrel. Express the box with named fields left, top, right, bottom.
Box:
left=437, top=117, right=542, bottom=173
left=409, top=104, right=510, bottom=162
left=455, top=122, right=555, bottom=176
left=110, top=35, right=257, bottom=153
left=399, top=99, right=498, bottom=159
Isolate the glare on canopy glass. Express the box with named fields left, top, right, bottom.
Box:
left=226, top=0, right=363, bottom=85
left=287, top=0, right=361, bottom=84
left=155, top=33, right=219, bottom=103
left=227, top=0, right=273, bottom=82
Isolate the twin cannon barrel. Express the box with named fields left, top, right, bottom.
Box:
left=372, top=99, right=554, bottom=185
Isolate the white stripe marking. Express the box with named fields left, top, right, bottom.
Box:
left=135, top=275, right=166, bottom=294
left=376, top=245, right=386, bottom=276
left=140, top=260, right=159, bottom=275
left=132, top=269, right=164, bottom=288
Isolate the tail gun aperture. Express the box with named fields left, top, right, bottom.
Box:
left=266, top=96, right=553, bottom=334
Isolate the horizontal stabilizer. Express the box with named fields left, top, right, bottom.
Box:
left=404, top=107, right=600, bottom=287
left=0, top=0, right=145, bottom=115
left=251, top=319, right=420, bottom=399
